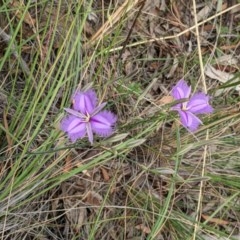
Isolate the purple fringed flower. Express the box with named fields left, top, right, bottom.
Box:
left=171, top=79, right=213, bottom=131
left=61, top=89, right=117, bottom=144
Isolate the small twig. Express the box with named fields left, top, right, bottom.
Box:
left=0, top=27, right=30, bottom=75
left=118, top=0, right=146, bottom=60
left=3, top=109, right=13, bottom=156
left=0, top=26, right=39, bottom=91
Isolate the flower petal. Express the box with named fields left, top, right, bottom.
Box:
left=171, top=103, right=181, bottom=111
left=86, top=122, right=94, bottom=144
left=72, top=89, right=97, bottom=114
left=91, top=110, right=117, bottom=137
left=61, top=115, right=86, bottom=142
left=172, top=79, right=191, bottom=100
left=187, top=93, right=213, bottom=114
left=178, top=110, right=202, bottom=131
left=64, top=108, right=85, bottom=118
left=91, top=102, right=107, bottom=116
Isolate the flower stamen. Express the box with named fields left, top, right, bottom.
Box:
left=182, top=102, right=188, bottom=111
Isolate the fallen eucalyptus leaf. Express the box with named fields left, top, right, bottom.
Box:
left=205, top=64, right=240, bottom=96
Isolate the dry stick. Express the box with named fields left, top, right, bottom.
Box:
left=0, top=27, right=30, bottom=75
left=118, top=0, right=147, bottom=60
left=3, top=109, right=13, bottom=156
left=0, top=27, right=38, bottom=90
left=192, top=0, right=210, bottom=239
left=109, top=3, right=240, bottom=52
